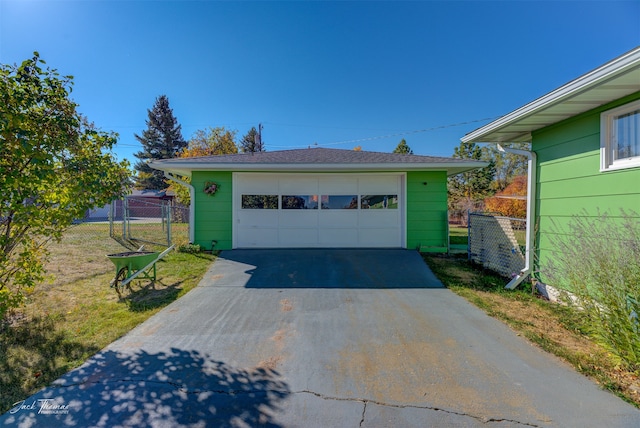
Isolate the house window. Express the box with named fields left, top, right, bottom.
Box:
left=601, top=100, right=640, bottom=171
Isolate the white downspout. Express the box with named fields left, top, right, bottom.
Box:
left=164, top=171, right=195, bottom=244
left=497, top=144, right=537, bottom=290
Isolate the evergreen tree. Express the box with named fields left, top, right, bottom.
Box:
left=482, top=142, right=530, bottom=191
left=239, top=126, right=265, bottom=153
left=393, top=138, right=413, bottom=154
left=134, top=95, right=186, bottom=189
left=448, top=141, right=496, bottom=213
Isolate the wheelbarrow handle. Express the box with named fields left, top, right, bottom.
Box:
left=119, top=244, right=176, bottom=287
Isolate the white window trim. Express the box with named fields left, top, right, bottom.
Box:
left=600, top=99, right=640, bottom=172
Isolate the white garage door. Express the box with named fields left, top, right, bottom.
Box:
left=234, top=173, right=404, bottom=248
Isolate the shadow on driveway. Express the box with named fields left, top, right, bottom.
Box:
left=3, top=348, right=290, bottom=427
left=202, top=249, right=445, bottom=289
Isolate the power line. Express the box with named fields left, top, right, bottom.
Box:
left=114, top=117, right=500, bottom=150
left=266, top=117, right=500, bottom=149
left=316, top=117, right=500, bottom=147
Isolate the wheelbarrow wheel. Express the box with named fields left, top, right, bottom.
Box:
left=114, top=267, right=129, bottom=297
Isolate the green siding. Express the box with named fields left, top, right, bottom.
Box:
left=406, top=171, right=448, bottom=251
left=192, top=171, right=233, bottom=250
left=534, top=92, right=640, bottom=284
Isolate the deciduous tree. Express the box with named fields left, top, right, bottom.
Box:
left=484, top=175, right=527, bottom=218
left=0, top=53, right=131, bottom=317
left=482, top=143, right=529, bottom=191
left=186, top=127, right=238, bottom=157
left=169, top=127, right=238, bottom=206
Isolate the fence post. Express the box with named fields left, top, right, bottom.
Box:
left=123, top=198, right=130, bottom=239
left=109, top=200, right=114, bottom=237
left=162, top=203, right=166, bottom=233
left=166, top=202, right=172, bottom=246
left=467, top=209, right=471, bottom=260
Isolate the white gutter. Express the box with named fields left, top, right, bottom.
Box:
left=496, top=144, right=537, bottom=290
left=164, top=171, right=195, bottom=244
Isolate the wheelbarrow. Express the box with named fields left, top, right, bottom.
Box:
left=107, top=245, right=175, bottom=295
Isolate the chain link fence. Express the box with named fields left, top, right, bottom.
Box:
left=109, top=197, right=189, bottom=247
left=41, top=199, right=188, bottom=289
left=468, top=212, right=526, bottom=278
left=45, top=218, right=129, bottom=288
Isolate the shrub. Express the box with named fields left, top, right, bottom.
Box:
left=178, top=243, right=202, bottom=254
left=0, top=54, right=130, bottom=319
left=544, top=210, right=640, bottom=371
left=484, top=175, right=527, bottom=218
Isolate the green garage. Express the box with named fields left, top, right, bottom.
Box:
left=150, top=148, right=485, bottom=251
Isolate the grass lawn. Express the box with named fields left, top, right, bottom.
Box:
left=449, top=225, right=469, bottom=247
left=0, top=224, right=215, bottom=414
left=450, top=224, right=526, bottom=248
left=424, top=253, right=640, bottom=408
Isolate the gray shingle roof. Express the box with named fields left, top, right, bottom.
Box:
left=162, top=148, right=468, bottom=164
left=150, top=147, right=487, bottom=176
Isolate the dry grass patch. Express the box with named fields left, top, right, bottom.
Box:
left=424, top=254, right=640, bottom=407
left=1, top=226, right=215, bottom=414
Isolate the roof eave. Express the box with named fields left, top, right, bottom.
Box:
left=461, top=47, right=640, bottom=144
left=150, top=161, right=488, bottom=177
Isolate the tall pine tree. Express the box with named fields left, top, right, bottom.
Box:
left=448, top=141, right=496, bottom=213
left=239, top=126, right=265, bottom=153
left=393, top=138, right=413, bottom=154
left=134, top=95, right=186, bottom=189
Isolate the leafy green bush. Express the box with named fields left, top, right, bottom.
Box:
left=1, top=54, right=130, bottom=320
left=177, top=243, right=202, bottom=254
left=544, top=210, right=640, bottom=371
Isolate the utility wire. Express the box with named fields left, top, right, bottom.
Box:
left=115, top=117, right=500, bottom=149
left=316, top=117, right=500, bottom=147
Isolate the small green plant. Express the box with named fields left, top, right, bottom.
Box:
left=544, top=210, right=640, bottom=371
left=178, top=243, right=202, bottom=254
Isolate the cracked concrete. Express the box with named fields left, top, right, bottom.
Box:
left=294, top=390, right=540, bottom=427
left=2, top=249, right=640, bottom=427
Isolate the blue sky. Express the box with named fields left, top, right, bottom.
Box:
left=1, top=1, right=639, bottom=164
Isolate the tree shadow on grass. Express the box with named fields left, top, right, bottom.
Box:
left=1, top=347, right=290, bottom=427
left=0, top=316, right=101, bottom=415
left=124, top=279, right=184, bottom=312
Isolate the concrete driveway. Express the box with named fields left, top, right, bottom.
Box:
left=3, top=249, right=640, bottom=427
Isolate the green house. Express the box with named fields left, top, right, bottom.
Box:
left=149, top=148, right=485, bottom=251
left=462, top=47, right=640, bottom=290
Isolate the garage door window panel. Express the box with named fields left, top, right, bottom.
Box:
left=321, top=195, right=358, bottom=209
left=361, top=195, right=398, bottom=209
left=241, top=195, right=278, bottom=209
left=282, top=195, right=318, bottom=209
